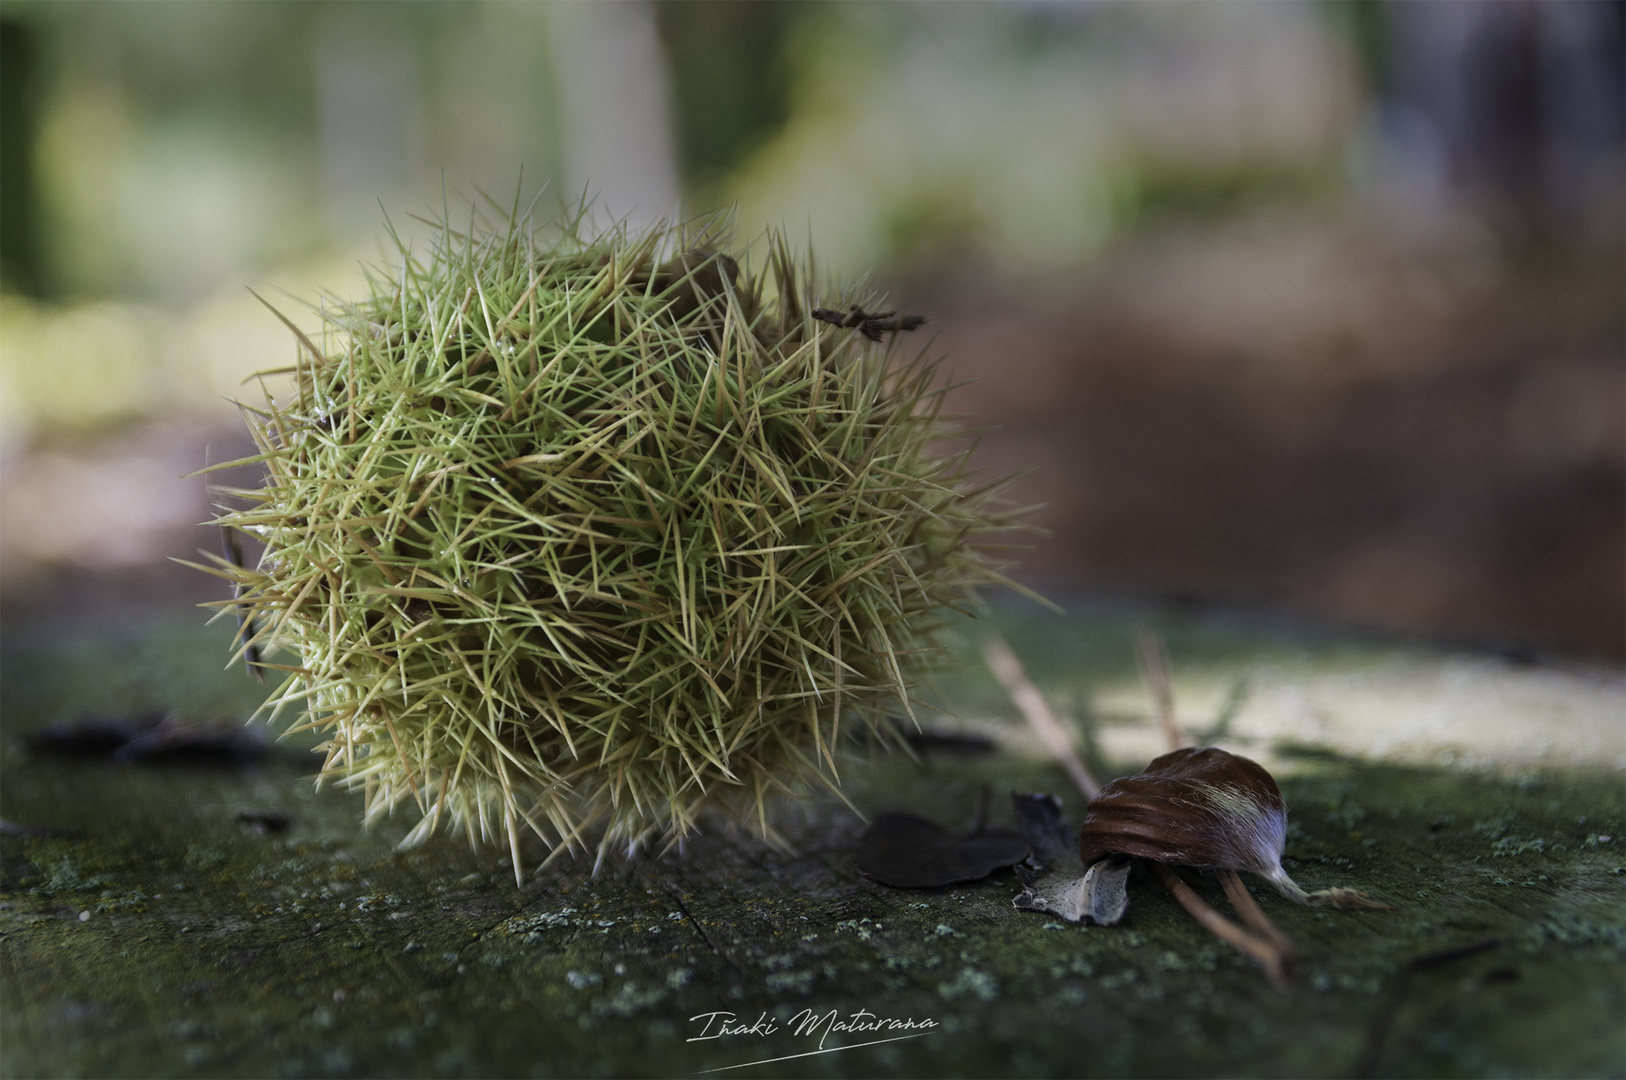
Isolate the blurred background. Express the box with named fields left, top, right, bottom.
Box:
left=0, top=0, right=1621, bottom=659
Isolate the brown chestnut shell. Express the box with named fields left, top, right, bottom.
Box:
left=1078, top=747, right=1289, bottom=880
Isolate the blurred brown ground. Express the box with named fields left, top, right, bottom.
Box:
left=3, top=209, right=1621, bottom=661
left=908, top=209, right=1624, bottom=661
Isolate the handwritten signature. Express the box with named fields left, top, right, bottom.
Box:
left=688, top=1008, right=938, bottom=1051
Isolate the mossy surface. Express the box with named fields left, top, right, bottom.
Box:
left=2, top=603, right=1622, bottom=1078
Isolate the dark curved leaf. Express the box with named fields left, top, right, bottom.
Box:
left=856, top=811, right=1028, bottom=888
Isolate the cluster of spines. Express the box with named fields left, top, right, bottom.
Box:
left=198, top=203, right=1024, bottom=876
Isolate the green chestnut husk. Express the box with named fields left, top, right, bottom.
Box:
left=204, top=204, right=1024, bottom=875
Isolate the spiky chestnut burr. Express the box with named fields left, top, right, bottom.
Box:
left=205, top=206, right=1024, bottom=877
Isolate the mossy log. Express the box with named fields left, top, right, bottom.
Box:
left=2, top=598, right=1621, bottom=1078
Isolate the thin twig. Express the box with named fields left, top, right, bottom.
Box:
left=1352, top=938, right=1502, bottom=1078
left=992, top=632, right=1297, bottom=984
left=1220, top=869, right=1296, bottom=959
left=982, top=636, right=1100, bottom=799
left=1141, top=630, right=1296, bottom=977
left=1135, top=629, right=1190, bottom=751
left=1152, top=863, right=1290, bottom=986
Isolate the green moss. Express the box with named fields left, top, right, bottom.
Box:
left=2, top=608, right=1621, bottom=1077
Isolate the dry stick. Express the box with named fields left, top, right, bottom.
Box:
left=986, top=632, right=1294, bottom=983
left=1220, top=870, right=1297, bottom=959
left=1152, top=863, right=1290, bottom=986
left=981, top=637, right=1100, bottom=799
left=1137, top=628, right=1297, bottom=977
left=1135, top=629, right=1190, bottom=751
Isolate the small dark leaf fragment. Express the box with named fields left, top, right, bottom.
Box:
left=856, top=811, right=1028, bottom=888
left=858, top=718, right=996, bottom=755
left=1013, top=792, right=1075, bottom=868
left=235, top=811, right=292, bottom=835
left=891, top=717, right=996, bottom=756
left=1406, top=938, right=1502, bottom=972
left=27, top=714, right=165, bottom=758
left=27, top=715, right=271, bottom=767
left=112, top=722, right=269, bottom=766
left=904, top=729, right=995, bottom=755
left=0, top=819, right=82, bottom=839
